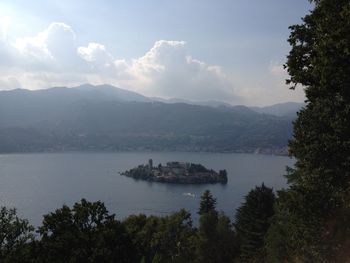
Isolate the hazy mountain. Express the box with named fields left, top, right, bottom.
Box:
left=152, top=96, right=304, bottom=118
left=152, top=97, right=233, bottom=108
left=75, top=84, right=151, bottom=102
left=0, top=85, right=294, bottom=154
left=250, top=102, right=305, bottom=117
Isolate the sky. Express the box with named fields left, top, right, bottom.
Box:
left=0, top=0, right=312, bottom=106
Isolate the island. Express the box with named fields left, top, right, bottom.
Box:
left=121, top=159, right=228, bottom=184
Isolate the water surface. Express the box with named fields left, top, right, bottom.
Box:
left=0, top=152, right=294, bottom=225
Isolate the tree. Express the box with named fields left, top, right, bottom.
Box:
left=152, top=210, right=196, bottom=263
left=235, top=184, right=275, bottom=262
left=196, top=209, right=219, bottom=263
left=198, top=190, right=217, bottom=215
left=215, top=213, right=238, bottom=263
left=267, top=0, right=350, bottom=261
left=123, top=210, right=196, bottom=263
left=0, top=207, right=34, bottom=262
left=36, top=199, right=135, bottom=263
left=286, top=0, right=350, bottom=212
left=196, top=190, right=237, bottom=263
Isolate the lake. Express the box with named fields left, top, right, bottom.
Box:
left=0, top=152, right=294, bottom=226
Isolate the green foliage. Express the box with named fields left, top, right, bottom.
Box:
left=0, top=207, right=34, bottom=263
left=235, top=184, right=275, bottom=262
left=198, top=190, right=217, bottom=215
left=196, top=212, right=237, bottom=263
left=0, top=192, right=240, bottom=263
left=266, top=0, right=350, bottom=261
left=36, top=199, right=135, bottom=263
left=197, top=190, right=237, bottom=263
left=123, top=210, right=196, bottom=263
left=215, top=213, right=238, bottom=263
left=286, top=0, right=350, bottom=203
left=197, top=210, right=219, bottom=263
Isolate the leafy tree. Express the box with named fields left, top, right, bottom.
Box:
left=235, top=184, right=275, bottom=262
left=123, top=214, right=151, bottom=262
left=286, top=0, right=350, bottom=215
left=123, top=210, right=196, bottom=263
left=36, top=199, right=135, bottom=263
left=267, top=0, right=350, bottom=261
left=0, top=207, right=34, bottom=263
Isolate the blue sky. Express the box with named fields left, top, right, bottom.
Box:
left=0, top=0, right=312, bottom=105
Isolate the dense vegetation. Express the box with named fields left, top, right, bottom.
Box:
left=0, top=187, right=274, bottom=263
left=264, top=0, right=350, bottom=261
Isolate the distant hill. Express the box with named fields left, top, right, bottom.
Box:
left=152, top=97, right=233, bottom=108
left=153, top=97, right=304, bottom=118
left=250, top=102, right=304, bottom=117
left=76, top=84, right=152, bottom=102
left=0, top=84, right=295, bottom=154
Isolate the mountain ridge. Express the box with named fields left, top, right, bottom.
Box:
left=0, top=84, right=296, bottom=154
left=2, top=83, right=303, bottom=116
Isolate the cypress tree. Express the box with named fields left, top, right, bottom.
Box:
left=198, top=190, right=217, bottom=216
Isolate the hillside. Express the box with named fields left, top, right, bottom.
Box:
left=250, top=102, right=304, bottom=117
left=0, top=85, right=294, bottom=154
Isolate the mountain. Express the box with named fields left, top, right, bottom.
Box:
left=75, top=84, right=151, bottom=102
left=0, top=84, right=294, bottom=154
left=153, top=97, right=304, bottom=118
left=250, top=102, right=304, bottom=117
left=152, top=97, right=233, bottom=108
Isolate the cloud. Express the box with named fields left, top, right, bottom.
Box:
left=0, top=22, right=239, bottom=102
left=269, top=62, right=286, bottom=76
left=77, top=42, right=121, bottom=78
left=236, top=62, right=305, bottom=106
left=0, top=16, right=11, bottom=39
left=13, top=22, right=82, bottom=71
left=78, top=43, right=112, bottom=66
left=0, top=76, right=22, bottom=90
left=121, top=40, right=238, bottom=102
left=0, top=22, right=303, bottom=105
left=62, top=36, right=239, bottom=102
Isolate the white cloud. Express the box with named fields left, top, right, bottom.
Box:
left=234, top=62, right=305, bottom=106
left=0, top=22, right=240, bottom=102
left=0, top=76, right=22, bottom=90
left=120, top=40, right=239, bottom=102
left=0, top=16, right=11, bottom=39
left=0, top=22, right=304, bottom=105
left=269, top=62, right=286, bottom=76
left=76, top=40, right=239, bottom=102
left=13, top=22, right=81, bottom=71
left=78, top=43, right=112, bottom=65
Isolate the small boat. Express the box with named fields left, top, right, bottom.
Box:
left=182, top=192, right=196, bottom=197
